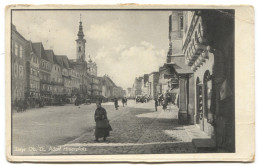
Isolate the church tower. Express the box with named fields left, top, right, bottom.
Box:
left=76, top=15, right=86, bottom=62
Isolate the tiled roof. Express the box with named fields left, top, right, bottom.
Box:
left=104, top=76, right=117, bottom=87
left=27, top=41, right=37, bottom=58
left=60, top=56, right=71, bottom=69
left=32, top=42, right=49, bottom=61
left=52, top=54, right=59, bottom=65
left=55, top=56, right=64, bottom=67
left=12, top=24, right=28, bottom=42
left=45, top=50, right=55, bottom=63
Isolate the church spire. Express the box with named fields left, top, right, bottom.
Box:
left=76, top=14, right=86, bottom=62
left=77, top=14, right=84, bottom=39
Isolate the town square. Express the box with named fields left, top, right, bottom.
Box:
left=11, top=9, right=235, bottom=155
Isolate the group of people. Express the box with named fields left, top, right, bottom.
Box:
left=154, top=93, right=176, bottom=112
left=114, top=97, right=128, bottom=110
left=12, top=98, right=47, bottom=113
left=12, top=99, right=28, bottom=113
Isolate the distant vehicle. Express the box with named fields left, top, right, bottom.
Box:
left=136, top=95, right=148, bottom=103
left=143, top=95, right=150, bottom=102
left=135, top=95, right=142, bottom=103
left=52, top=98, right=65, bottom=106
left=74, top=97, right=91, bottom=106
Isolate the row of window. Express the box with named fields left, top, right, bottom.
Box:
left=13, top=63, right=24, bottom=79
left=72, top=79, right=80, bottom=85
left=13, top=87, right=24, bottom=100
left=70, top=70, right=80, bottom=77
left=40, top=73, right=50, bottom=82
left=52, top=77, right=62, bottom=83
left=30, top=67, right=40, bottom=77
left=12, top=40, right=24, bottom=58
left=42, top=84, right=52, bottom=91
left=41, top=84, right=72, bottom=94
left=41, top=60, right=50, bottom=70
left=30, top=81, right=40, bottom=90
left=32, top=56, right=39, bottom=64
left=54, top=65, right=60, bottom=72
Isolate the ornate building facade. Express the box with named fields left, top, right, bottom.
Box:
left=182, top=10, right=235, bottom=152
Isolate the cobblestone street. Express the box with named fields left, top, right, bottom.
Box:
left=50, top=101, right=196, bottom=155
left=12, top=100, right=196, bottom=155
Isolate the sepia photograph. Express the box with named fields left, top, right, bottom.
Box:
left=5, top=5, right=254, bottom=162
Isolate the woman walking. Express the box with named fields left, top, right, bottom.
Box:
left=162, top=98, right=168, bottom=111
left=94, top=101, right=112, bottom=142
left=114, top=98, right=119, bottom=110
left=154, top=99, right=158, bottom=111
left=122, top=98, right=125, bottom=107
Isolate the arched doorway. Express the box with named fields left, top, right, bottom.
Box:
left=196, top=77, right=203, bottom=128
left=203, top=70, right=212, bottom=122
left=196, top=71, right=212, bottom=132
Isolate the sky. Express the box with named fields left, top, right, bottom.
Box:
left=12, top=10, right=172, bottom=90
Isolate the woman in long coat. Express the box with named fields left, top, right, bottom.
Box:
left=114, top=98, right=119, bottom=110
left=94, top=101, right=111, bottom=142
left=162, top=98, right=168, bottom=111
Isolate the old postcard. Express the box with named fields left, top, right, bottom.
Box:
left=5, top=5, right=254, bottom=162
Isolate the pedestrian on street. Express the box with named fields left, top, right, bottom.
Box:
left=162, top=98, right=168, bottom=111
left=94, top=101, right=112, bottom=142
left=125, top=97, right=127, bottom=106
left=158, top=94, right=162, bottom=106
left=22, top=99, right=28, bottom=112
left=114, top=98, right=119, bottom=110
left=155, top=99, right=158, bottom=111
left=17, top=99, right=23, bottom=113
left=122, top=98, right=125, bottom=107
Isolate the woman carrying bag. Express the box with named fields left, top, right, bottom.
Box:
left=94, top=101, right=112, bottom=142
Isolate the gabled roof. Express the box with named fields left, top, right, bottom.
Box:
left=55, top=56, right=64, bottom=67
left=27, top=41, right=38, bottom=59
left=32, top=42, right=48, bottom=61
left=12, top=24, right=28, bottom=42
left=45, top=50, right=55, bottom=63
left=58, top=55, right=71, bottom=69
left=103, top=75, right=117, bottom=87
